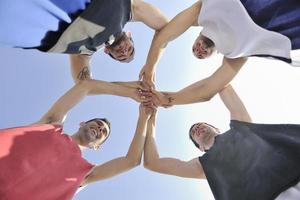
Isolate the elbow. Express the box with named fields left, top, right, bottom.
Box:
left=75, top=79, right=92, bottom=92
left=143, top=159, right=157, bottom=172
left=133, top=157, right=142, bottom=167
left=199, top=82, right=218, bottom=102
left=128, top=156, right=142, bottom=168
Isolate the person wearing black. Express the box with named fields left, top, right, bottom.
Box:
left=143, top=85, right=300, bottom=200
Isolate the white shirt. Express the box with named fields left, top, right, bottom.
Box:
left=198, top=0, right=292, bottom=61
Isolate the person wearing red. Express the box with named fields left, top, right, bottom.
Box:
left=0, top=79, right=151, bottom=200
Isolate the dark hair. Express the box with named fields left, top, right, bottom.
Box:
left=86, top=118, right=111, bottom=145
left=189, top=122, right=218, bottom=149
left=189, top=124, right=200, bottom=148
left=86, top=118, right=111, bottom=134
left=105, top=33, right=135, bottom=62
left=201, top=35, right=215, bottom=48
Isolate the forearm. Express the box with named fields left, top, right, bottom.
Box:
left=70, top=54, right=92, bottom=83
left=144, top=115, right=160, bottom=168
left=159, top=58, right=246, bottom=107
left=219, top=85, right=252, bottom=122
left=162, top=78, right=218, bottom=106
left=37, top=81, right=90, bottom=124
left=144, top=32, right=167, bottom=75
left=125, top=114, right=148, bottom=165
left=143, top=1, right=200, bottom=75
left=85, top=80, right=136, bottom=99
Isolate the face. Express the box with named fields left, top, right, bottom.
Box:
left=107, top=32, right=135, bottom=62
left=192, top=34, right=215, bottom=59
left=78, top=120, right=110, bottom=150
left=190, top=122, right=219, bottom=152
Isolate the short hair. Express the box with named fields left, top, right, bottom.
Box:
left=189, top=123, right=200, bottom=148
left=86, top=118, right=111, bottom=145
left=188, top=122, right=218, bottom=149
left=106, top=37, right=135, bottom=63
left=86, top=118, right=111, bottom=133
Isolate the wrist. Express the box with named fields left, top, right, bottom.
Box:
left=162, top=92, right=175, bottom=107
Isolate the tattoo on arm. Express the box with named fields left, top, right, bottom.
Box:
left=77, top=67, right=91, bottom=80
left=168, top=97, right=174, bottom=104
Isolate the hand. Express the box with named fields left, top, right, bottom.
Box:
left=123, top=81, right=151, bottom=103
left=139, top=104, right=155, bottom=119
left=139, top=65, right=156, bottom=89
left=140, top=89, right=173, bottom=108
left=121, top=81, right=148, bottom=90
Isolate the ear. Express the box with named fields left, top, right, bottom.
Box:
left=104, top=47, right=110, bottom=54
left=80, top=121, right=86, bottom=127
left=126, top=31, right=132, bottom=38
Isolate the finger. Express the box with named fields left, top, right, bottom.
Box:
left=142, top=101, right=154, bottom=107
left=139, top=90, right=153, bottom=96
left=140, top=96, right=152, bottom=102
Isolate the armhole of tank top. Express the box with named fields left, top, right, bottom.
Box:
left=129, top=0, right=135, bottom=21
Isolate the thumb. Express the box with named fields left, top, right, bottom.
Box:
left=139, top=69, right=145, bottom=80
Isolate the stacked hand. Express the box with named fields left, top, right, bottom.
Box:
left=139, top=65, right=156, bottom=90
left=138, top=88, right=172, bottom=109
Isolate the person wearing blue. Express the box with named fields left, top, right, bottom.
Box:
left=0, top=0, right=168, bottom=82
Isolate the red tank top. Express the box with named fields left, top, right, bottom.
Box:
left=0, top=124, right=94, bottom=200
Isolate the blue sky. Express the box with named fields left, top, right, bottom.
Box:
left=1, top=0, right=300, bottom=199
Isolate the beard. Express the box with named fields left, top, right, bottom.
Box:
left=79, top=126, right=94, bottom=144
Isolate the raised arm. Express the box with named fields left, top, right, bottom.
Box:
left=143, top=111, right=204, bottom=179
left=219, top=85, right=252, bottom=122
left=81, top=105, right=151, bottom=185
left=132, top=0, right=168, bottom=31
left=36, top=80, right=145, bottom=125
left=139, top=1, right=201, bottom=87
left=70, top=54, right=92, bottom=83
left=150, top=57, right=247, bottom=107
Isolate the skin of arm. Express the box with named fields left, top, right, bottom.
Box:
left=219, top=85, right=252, bottom=122
left=132, top=0, right=168, bottom=31
left=139, top=1, right=202, bottom=86
left=81, top=105, right=150, bottom=185
left=152, top=57, right=247, bottom=107
left=143, top=111, right=205, bottom=179
left=36, top=80, right=145, bottom=125
left=69, top=0, right=169, bottom=85
left=70, top=54, right=92, bottom=83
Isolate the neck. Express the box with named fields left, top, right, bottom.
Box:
left=71, top=132, right=86, bottom=151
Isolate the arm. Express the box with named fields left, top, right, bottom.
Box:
left=132, top=0, right=168, bottom=31
left=139, top=1, right=201, bottom=87
left=219, top=85, right=252, bottom=122
left=152, top=57, right=247, bottom=107
left=82, top=106, right=150, bottom=185
left=35, top=80, right=144, bottom=125
left=70, top=54, right=92, bottom=83
left=143, top=112, right=205, bottom=179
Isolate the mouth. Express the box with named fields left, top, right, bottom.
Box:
left=88, top=128, right=98, bottom=139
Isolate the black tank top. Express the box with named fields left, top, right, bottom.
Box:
left=37, top=0, right=131, bottom=55
left=199, top=120, right=300, bottom=200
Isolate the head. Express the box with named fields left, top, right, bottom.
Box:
left=104, top=31, right=135, bottom=63
left=189, top=122, right=220, bottom=152
left=76, top=118, right=111, bottom=150
left=192, top=34, right=216, bottom=59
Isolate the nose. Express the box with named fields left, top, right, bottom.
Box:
left=193, top=46, right=203, bottom=58
left=121, top=48, right=128, bottom=55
